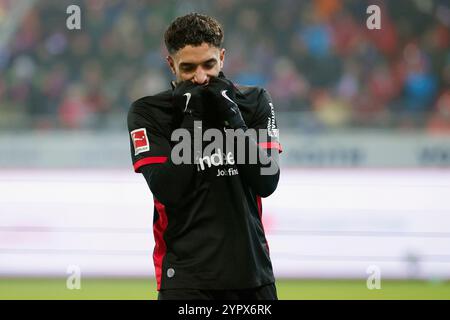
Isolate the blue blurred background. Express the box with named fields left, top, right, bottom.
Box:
left=1, top=0, right=449, bottom=133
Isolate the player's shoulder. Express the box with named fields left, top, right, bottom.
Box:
left=128, top=89, right=174, bottom=120
left=236, top=85, right=267, bottom=102
left=129, top=89, right=173, bottom=115
left=236, top=85, right=273, bottom=108
left=235, top=85, right=273, bottom=122
left=127, top=89, right=175, bottom=131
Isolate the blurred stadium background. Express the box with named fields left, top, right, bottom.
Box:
left=1, top=0, right=450, bottom=299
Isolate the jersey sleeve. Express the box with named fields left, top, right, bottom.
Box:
left=127, top=103, right=170, bottom=173
left=250, top=89, right=283, bottom=154
left=230, top=88, right=281, bottom=198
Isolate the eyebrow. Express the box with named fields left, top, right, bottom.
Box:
left=179, top=58, right=217, bottom=69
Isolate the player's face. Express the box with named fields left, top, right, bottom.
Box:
left=167, top=42, right=225, bottom=85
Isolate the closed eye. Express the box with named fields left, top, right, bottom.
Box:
left=180, top=63, right=196, bottom=73
left=179, top=59, right=218, bottom=72
left=202, top=59, right=217, bottom=69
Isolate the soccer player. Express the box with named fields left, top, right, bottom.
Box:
left=127, top=13, right=282, bottom=300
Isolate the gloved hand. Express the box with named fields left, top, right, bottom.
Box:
left=172, top=81, right=208, bottom=164
left=173, top=80, right=209, bottom=134
left=205, top=72, right=247, bottom=130
left=173, top=80, right=206, bottom=121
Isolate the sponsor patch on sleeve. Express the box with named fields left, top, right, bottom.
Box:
left=131, top=128, right=150, bottom=155
left=267, top=103, right=279, bottom=138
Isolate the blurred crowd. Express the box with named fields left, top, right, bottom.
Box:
left=0, top=0, right=449, bottom=132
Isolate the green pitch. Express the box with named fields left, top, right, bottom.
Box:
left=0, top=278, right=449, bottom=300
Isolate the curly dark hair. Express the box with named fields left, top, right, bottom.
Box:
left=164, top=13, right=224, bottom=54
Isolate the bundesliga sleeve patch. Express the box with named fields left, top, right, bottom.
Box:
left=131, top=128, right=150, bottom=155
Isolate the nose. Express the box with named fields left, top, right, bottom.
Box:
left=192, top=67, right=208, bottom=85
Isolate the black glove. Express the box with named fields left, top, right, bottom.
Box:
left=171, top=81, right=206, bottom=164
left=173, top=80, right=220, bottom=131
left=173, top=80, right=206, bottom=120
left=205, top=72, right=247, bottom=130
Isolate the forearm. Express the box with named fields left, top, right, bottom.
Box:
left=141, top=160, right=196, bottom=208
left=231, top=132, right=280, bottom=197
left=139, top=114, right=203, bottom=207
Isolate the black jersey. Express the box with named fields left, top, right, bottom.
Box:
left=127, top=84, right=282, bottom=290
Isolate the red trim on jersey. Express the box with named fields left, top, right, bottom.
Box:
left=256, top=195, right=263, bottom=220
left=256, top=195, right=270, bottom=255
left=134, top=156, right=168, bottom=172
left=258, top=141, right=283, bottom=153
left=153, top=198, right=168, bottom=291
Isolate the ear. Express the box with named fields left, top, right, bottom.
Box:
left=219, top=48, right=225, bottom=69
left=166, top=55, right=176, bottom=75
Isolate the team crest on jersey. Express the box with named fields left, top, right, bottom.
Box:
left=131, top=128, right=150, bottom=155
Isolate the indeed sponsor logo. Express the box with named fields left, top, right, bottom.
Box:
left=197, top=148, right=235, bottom=171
